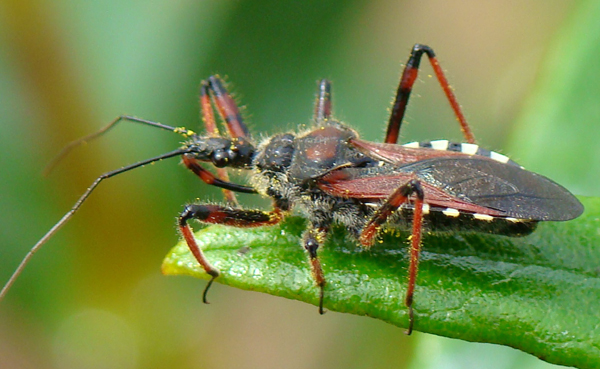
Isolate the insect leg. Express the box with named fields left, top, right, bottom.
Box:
left=0, top=147, right=191, bottom=301
left=206, top=76, right=251, bottom=139
left=178, top=204, right=284, bottom=302
left=199, top=81, right=237, bottom=204
left=302, top=224, right=330, bottom=314
left=359, top=179, right=424, bottom=335
left=314, top=79, right=332, bottom=126
left=385, top=44, right=475, bottom=145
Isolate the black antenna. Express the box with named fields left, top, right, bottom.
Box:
left=0, top=147, right=194, bottom=300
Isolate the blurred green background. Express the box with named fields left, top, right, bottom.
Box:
left=0, top=1, right=591, bottom=368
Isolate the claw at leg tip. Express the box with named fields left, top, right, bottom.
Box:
left=318, top=286, right=326, bottom=314
left=202, top=275, right=217, bottom=304
left=405, top=306, right=414, bottom=335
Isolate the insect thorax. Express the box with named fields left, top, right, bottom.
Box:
left=251, top=123, right=375, bottom=233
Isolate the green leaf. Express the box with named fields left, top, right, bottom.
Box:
left=163, top=196, right=600, bottom=369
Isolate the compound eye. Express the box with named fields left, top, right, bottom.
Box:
left=212, top=150, right=229, bottom=167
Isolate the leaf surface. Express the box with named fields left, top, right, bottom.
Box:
left=163, top=196, right=600, bottom=369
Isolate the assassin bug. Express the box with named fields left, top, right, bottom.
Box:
left=1, top=44, right=583, bottom=335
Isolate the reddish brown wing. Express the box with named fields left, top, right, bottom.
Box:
left=317, top=168, right=505, bottom=216
left=317, top=138, right=583, bottom=221
left=319, top=137, right=507, bottom=215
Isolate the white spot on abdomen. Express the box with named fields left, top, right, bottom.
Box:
left=490, top=151, right=510, bottom=163
left=473, top=213, right=494, bottom=221
left=430, top=140, right=449, bottom=151
left=460, top=143, right=479, bottom=155
left=442, top=208, right=460, bottom=217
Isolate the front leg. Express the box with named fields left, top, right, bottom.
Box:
left=178, top=204, right=284, bottom=303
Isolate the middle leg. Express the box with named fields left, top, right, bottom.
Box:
left=314, top=79, right=332, bottom=126
left=302, top=222, right=330, bottom=314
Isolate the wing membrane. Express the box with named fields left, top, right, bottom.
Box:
left=318, top=155, right=583, bottom=221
